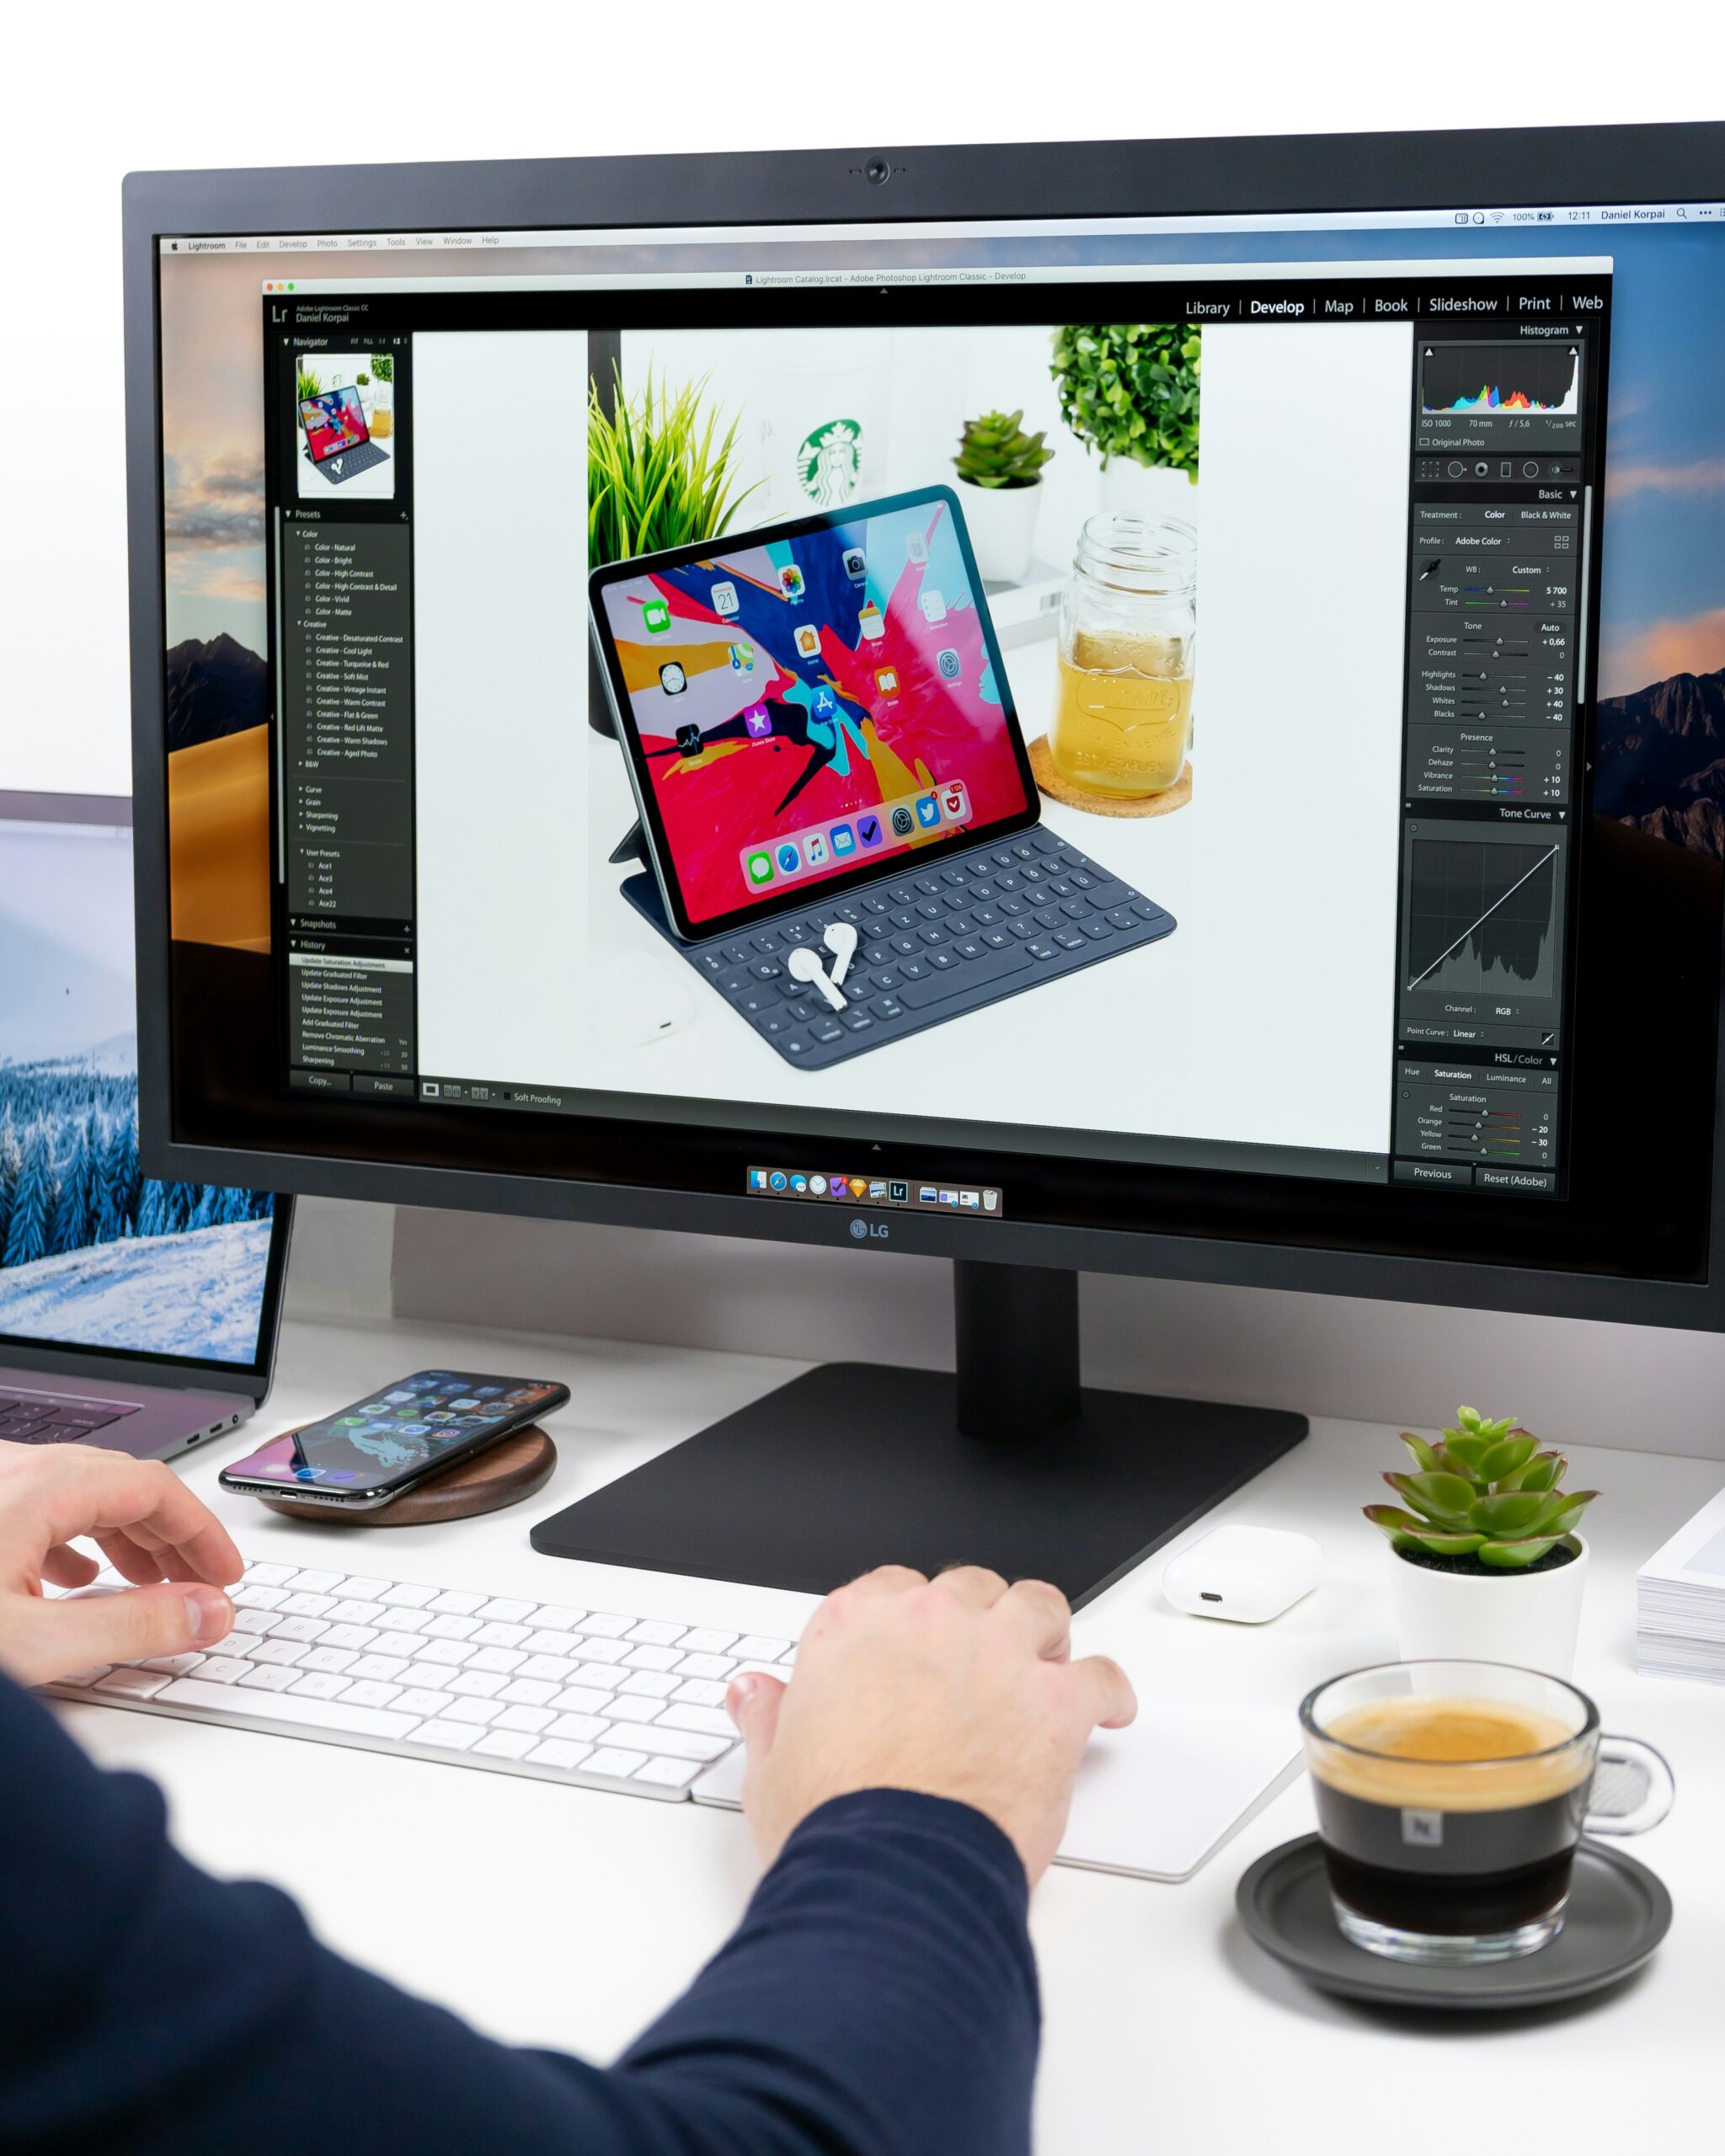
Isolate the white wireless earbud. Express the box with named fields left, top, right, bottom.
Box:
left=787, top=944, right=847, bottom=1012
left=823, top=920, right=858, bottom=987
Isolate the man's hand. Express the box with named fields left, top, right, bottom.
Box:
left=726, top=1566, right=1135, bottom=1886
left=0, top=1441, right=243, bottom=1688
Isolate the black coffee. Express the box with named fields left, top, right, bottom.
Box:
left=1311, top=1698, right=1589, bottom=1938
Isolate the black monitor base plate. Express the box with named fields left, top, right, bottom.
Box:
left=530, top=1363, right=1306, bottom=1609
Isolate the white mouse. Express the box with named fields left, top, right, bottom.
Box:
left=1161, top=1524, right=1322, bottom=1624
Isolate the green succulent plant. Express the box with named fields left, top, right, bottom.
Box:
left=1365, top=1407, right=1599, bottom=1572
left=368, top=353, right=394, bottom=384
left=1049, top=323, right=1200, bottom=480
left=296, top=366, right=323, bottom=403
left=953, top=408, right=1054, bottom=489
left=588, top=365, right=761, bottom=567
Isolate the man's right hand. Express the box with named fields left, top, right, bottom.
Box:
left=726, top=1565, right=1135, bottom=1886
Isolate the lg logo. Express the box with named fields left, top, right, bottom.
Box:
left=849, top=1217, right=889, bottom=1241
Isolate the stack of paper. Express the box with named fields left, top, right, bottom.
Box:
left=1637, top=1485, right=1725, bottom=1683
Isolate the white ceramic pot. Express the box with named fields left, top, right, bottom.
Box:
left=958, top=477, right=1042, bottom=584
left=1388, top=1534, right=1589, bottom=1679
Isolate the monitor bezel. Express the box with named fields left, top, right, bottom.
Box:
left=124, top=122, right=1725, bottom=1333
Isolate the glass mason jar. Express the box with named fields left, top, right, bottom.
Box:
left=1050, top=512, right=1196, bottom=798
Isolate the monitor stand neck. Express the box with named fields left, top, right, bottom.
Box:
left=531, top=1256, right=1306, bottom=1608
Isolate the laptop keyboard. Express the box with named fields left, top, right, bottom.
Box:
left=649, top=828, right=1175, bottom=1070
left=0, top=1390, right=139, bottom=1444
left=312, top=439, right=390, bottom=483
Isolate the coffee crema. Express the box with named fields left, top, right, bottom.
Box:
left=1313, top=1696, right=1588, bottom=1810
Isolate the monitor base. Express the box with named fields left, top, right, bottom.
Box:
left=531, top=1264, right=1306, bottom=1608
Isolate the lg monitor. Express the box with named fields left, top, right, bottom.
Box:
left=126, top=124, right=1725, bottom=1603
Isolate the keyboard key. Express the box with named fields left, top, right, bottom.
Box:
left=321, top=1624, right=380, bottom=1652
left=672, top=1652, right=736, bottom=1680
left=409, top=1721, right=482, bottom=1753
left=548, top=1711, right=608, bottom=1743
left=418, top=1638, right=476, bottom=1668
left=527, top=1739, right=595, bottom=1772
left=93, top=1668, right=172, bottom=1700
left=519, top=1654, right=581, bottom=1684
left=573, top=1637, right=628, bottom=1664
left=617, top=1671, right=679, bottom=1699
left=162, top=1676, right=418, bottom=1739
left=273, top=1616, right=330, bottom=1644
left=495, top=1705, right=556, bottom=1733
left=339, top=1578, right=393, bottom=1602
left=477, top=1598, right=536, bottom=1623
left=569, top=1662, right=623, bottom=1692
left=422, top=1614, right=481, bottom=1641
left=371, top=1608, right=431, bottom=1636
left=574, top=1612, right=634, bottom=1639
left=339, top=1680, right=403, bottom=1709
left=243, top=1563, right=296, bottom=1587
left=379, top=1582, right=436, bottom=1609
left=280, top=1592, right=336, bottom=1619
left=445, top=1669, right=506, bottom=1700
left=552, top=1684, right=616, bottom=1716
left=191, top=1656, right=252, bottom=1685
left=658, top=1704, right=738, bottom=1737
left=247, top=1639, right=310, bottom=1668
left=286, top=1569, right=345, bottom=1594
left=392, top=1689, right=455, bottom=1720
left=604, top=1694, right=661, bottom=1724
left=733, top=1636, right=793, bottom=1662
left=634, top=1757, right=701, bottom=1790
left=583, top=1747, right=647, bottom=1780
left=523, top=1628, right=582, bottom=1657
left=299, top=1646, right=359, bottom=1675
left=231, top=1608, right=275, bottom=1636
left=330, top=1599, right=388, bottom=1625
left=139, top=1652, right=206, bottom=1676
left=1081, top=917, right=1113, bottom=940
left=672, top=1678, right=729, bottom=1707
left=526, top=1605, right=587, bottom=1632
left=473, top=1730, right=540, bottom=1762
left=288, top=1672, right=354, bottom=1702
left=622, top=1725, right=732, bottom=1763
left=238, top=1664, right=301, bottom=1694
left=349, top=1654, right=410, bottom=1684
left=231, top=1585, right=288, bottom=1611
left=444, top=1696, right=504, bottom=1726
left=499, top=1678, right=559, bottom=1708
left=398, top=1662, right=457, bottom=1692
left=469, top=1646, right=526, bottom=1675
left=473, top=1621, right=531, bottom=1648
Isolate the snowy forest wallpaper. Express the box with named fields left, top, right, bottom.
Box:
left=1, top=818, right=277, bottom=1365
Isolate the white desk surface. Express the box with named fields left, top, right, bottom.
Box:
left=56, top=1313, right=1724, bottom=2148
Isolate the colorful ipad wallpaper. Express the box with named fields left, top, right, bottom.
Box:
left=302, top=386, right=368, bottom=462
left=599, top=495, right=1034, bottom=926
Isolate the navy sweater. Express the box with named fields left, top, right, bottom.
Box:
left=0, top=1675, right=1038, bottom=2155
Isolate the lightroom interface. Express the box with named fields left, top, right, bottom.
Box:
left=154, top=198, right=1725, bottom=1205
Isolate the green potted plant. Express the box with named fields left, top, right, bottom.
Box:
left=1050, top=323, right=1200, bottom=522
left=295, top=365, right=322, bottom=432
left=367, top=351, right=394, bottom=438
left=1365, top=1407, right=1599, bottom=1677
left=952, top=408, right=1054, bottom=584
left=586, top=365, right=760, bottom=736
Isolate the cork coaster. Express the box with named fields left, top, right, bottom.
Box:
left=259, top=1426, right=558, bottom=1527
left=1028, top=736, right=1192, bottom=818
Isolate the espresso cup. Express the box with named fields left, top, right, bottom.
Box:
left=1300, top=1659, right=1674, bottom=1966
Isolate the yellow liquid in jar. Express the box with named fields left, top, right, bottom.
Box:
left=1050, top=631, right=1192, bottom=797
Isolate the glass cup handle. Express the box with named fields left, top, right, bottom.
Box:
left=1583, top=1736, right=1676, bottom=1836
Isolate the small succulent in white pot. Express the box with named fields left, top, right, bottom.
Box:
left=1365, top=1408, right=1599, bottom=1678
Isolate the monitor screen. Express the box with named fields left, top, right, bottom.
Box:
left=142, top=153, right=1723, bottom=1303
left=0, top=803, right=280, bottom=1367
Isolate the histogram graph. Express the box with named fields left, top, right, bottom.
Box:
left=1418, top=344, right=1580, bottom=415
left=1404, top=839, right=1559, bottom=996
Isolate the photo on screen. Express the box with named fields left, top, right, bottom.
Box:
left=296, top=350, right=397, bottom=501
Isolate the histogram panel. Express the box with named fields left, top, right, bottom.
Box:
left=1419, top=344, right=1580, bottom=415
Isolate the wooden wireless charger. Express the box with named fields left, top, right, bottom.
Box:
left=259, top=1427, right=558, bottom=1528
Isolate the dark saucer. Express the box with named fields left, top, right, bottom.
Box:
left=1236, top=1834, right=1671, bottom=2010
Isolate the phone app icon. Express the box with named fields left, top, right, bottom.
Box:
left=794, top=624, right=821, bottom=659
left=915, top=794, right=943, bottom=830
left=906, top=532, right=928, bottom=564
left=857, top=812, right=884, bottom=847
left=745, top=849, right=774, bottom=887
left=889, top=1180, right=909, bottom=1203
left=641, top=596, right=670, bottom=633
left=676, top=722, right=702, bottom=757
left=935, top=648, right=961, bottom=681
left=779, top=563, right=806, bottom=600
left=711, top=580, right=740, bottom=616
left=809, top=1174, right=829, bottom=1194
left=729, top=641, right=755, bottom=672
left=830, top=823, right=856, bottom=856
left=857, top=601, right=884, bottom=642
left=919, top=589, right=947, bottom=623
left=890, top=804, right=916, bottom=836
left=660, top=661, right=688, bottom=695
left=811, top=686, right=837, bottom=718
left=874, top=665, right=899, bottom=696
left=939, top=781, right=968, bottom=822
left=776, top=841, right=803, bottom=874
left=743, top=702, right=772, bottom=738
left=804, top=833, right=830, bottom=867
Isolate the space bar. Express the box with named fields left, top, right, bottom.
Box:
left=160, top=1676, right=419, bottom=1739
left=897, top=945, right=1033, bottom=1008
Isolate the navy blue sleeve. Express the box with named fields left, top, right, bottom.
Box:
left=0, top=1675, right=1038, bottom=2156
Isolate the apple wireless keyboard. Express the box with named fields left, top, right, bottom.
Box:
left=45, top=1556, right=785, bottom=1800
left=45, top=1556, right=1302, bottom=1876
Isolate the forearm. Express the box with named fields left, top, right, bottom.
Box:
left=1, top=1681, right=1037, bottom=2156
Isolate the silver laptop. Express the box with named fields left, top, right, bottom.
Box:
left=0, top=792, right=291, bottom=1459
